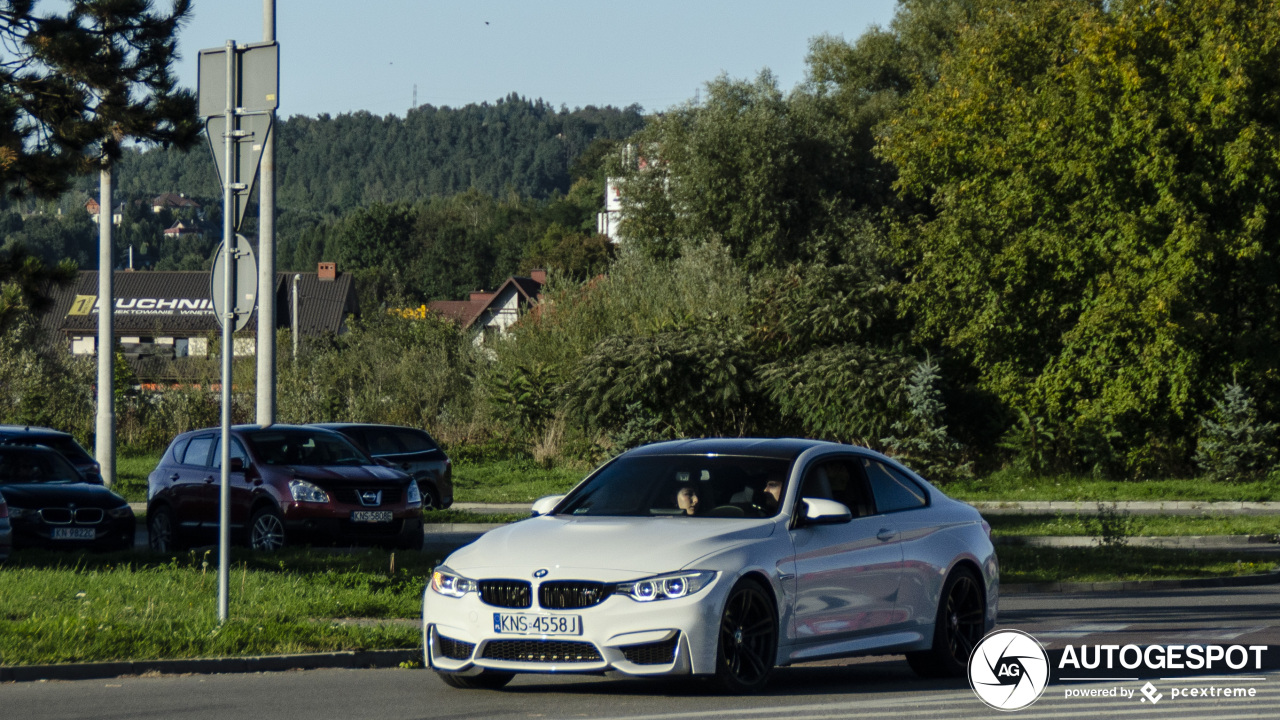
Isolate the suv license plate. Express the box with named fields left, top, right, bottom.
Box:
left=351, top=510, right=393, bottom=523
left=493, top=613, right=581, bottom=636
left=52, top=528, right=96, bottom=540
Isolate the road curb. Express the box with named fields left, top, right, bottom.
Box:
left=1002, top=569, right=1280, bottom=595
left=0, top=648, right=419, bottom=684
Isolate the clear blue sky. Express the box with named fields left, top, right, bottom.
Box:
left=176, top=0, right=899, bottom=118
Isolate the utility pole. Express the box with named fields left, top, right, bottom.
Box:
left=95, top=164, right=114, bottom=488
left=256, top=0, right=277, bottom=426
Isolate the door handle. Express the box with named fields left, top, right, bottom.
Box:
left=168, top=473, right=180, bottom=481
left=876, top=528, right=897, bottom=542
left=204, top=476, right=215, bottom=484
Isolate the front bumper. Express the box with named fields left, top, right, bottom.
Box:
left=10, top=515, right=134, bottom=551
left=423, top=573, right=729, bottom=677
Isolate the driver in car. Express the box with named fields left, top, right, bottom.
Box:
left=676, top=486, right=701, bottom=515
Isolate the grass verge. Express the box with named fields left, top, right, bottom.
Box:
left=0, top=547, right=427, bottom=666
left=988, top=513, right=1280, bottom=537
left=423, top=509, right=529, bottom=524
left=451, top=458, right=586, bottom=504
left=998, top=546, right=1278, bottom=584
left=947, top=469, right=1280, bottom=503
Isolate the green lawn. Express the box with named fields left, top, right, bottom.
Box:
left=450, top=458, right=587, bottom=504
left=946, top=469, right=1280, bottom=503
left=998, top=546, right=1279, bottom=584
left=988, top=513, right=1280, bottom=537
left=0, top=547, right=426, bottom=666
left=114, top=451, right=159, bottom=503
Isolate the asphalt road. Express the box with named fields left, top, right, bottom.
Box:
left=5, top=585, right=1279, bottom=720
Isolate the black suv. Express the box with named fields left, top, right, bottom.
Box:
left=312, top=424, right=453, bottom=510
left=0, top=426, right=102, bottom=484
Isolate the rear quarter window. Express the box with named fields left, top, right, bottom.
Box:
left=393, top=429, right=437, bottom=453
left=861, top=457, right=929, bottom=513
left=182, top=436, right=215, bottom=466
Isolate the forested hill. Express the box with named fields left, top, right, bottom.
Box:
left=100, top=95, right=645, bottom=214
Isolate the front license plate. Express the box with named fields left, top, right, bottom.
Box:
left=52, top=527, right=96, bottom=540
left=493, top=612, right=581, bottom=636
left=351, top=510, right=393, bottom=523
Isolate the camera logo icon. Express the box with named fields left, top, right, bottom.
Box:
left=968, top=629, right=1050, bottom=711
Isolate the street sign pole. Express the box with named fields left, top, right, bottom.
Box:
left=256, top=0, right=277, bottom=427
left=218, top=40, right=235, bottom=625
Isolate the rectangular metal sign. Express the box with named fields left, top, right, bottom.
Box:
left=198, top=41, right=279, bottom=118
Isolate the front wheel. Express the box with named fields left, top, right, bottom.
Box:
left=148, top=505, right=185, bottom=553
left=248, top=506, right=287, bottom=551
left=907, top=566, right=986, bottom=678
left=437, top=670, right=514, bottom=690
left=714, top=578, right=778, bottom=693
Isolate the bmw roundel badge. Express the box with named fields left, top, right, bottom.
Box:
left=533, top=568, right=549, bottom=578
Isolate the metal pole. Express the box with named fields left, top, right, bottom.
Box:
left=292, top=273, right=300, bottom=361
left=218, top=40, right=235, bottom=624
left=95, top=164, right=114, bottom=488
left=256, top=0, right=277, bottom=426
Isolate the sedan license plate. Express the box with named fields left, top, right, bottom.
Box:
left=494, top=612, right=581, bottom=636
left=351, top=510, right=393, bottom=523
left=52, top=527, right=96, bottom=540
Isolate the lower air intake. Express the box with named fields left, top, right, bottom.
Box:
left=481, top=640, right=602, bottom=663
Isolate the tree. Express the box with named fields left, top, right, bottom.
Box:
left=0, top=0, right=199, bottom=199
left=879, top=0, right=1280, bottom=475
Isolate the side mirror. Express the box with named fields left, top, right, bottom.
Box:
left=229, top=457, right=246, bottom=472
left=799, top=497, right=852, bottom=526
left=530, top=495, right=565, bottom=517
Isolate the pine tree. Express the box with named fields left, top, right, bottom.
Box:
left=881, top=359, right=972, bottom=483
left=1194, top=384, right=1278, bottom=482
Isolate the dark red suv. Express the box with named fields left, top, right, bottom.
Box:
left=147, top=425, right=423, bottom=552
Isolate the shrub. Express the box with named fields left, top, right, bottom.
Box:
left=881, top=359, right=972, bottom=483
left=1194, top=383, right=1278, bottom=482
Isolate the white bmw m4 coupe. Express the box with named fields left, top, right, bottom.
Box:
left=423, top=438, right=998, bottom=692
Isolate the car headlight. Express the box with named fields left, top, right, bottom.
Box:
left=289, top=479, right=330, bottom=503
left=430, top=567, right=477, bottom=598
left=406, top=482, right=422, bottom=505
left=7, top=506, right=35, bottom=520
left=617, top=571, right=716, bottom=602
left=107, top=505, right=133, bottom=519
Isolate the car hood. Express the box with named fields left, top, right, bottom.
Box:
left=0, top=482, right=128, bottom=509
left=284, top=464, right=408, bottom=486
left=446, top=515, right=776, bottom=577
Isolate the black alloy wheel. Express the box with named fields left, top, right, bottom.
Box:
left=249, top=506, right=286, bottom=551
left=714, top=578, right=778, bottom=693
left=148, top=505, right=184, bottom=552
left=437, top=670, right=514, bottom=690
left=907, top=566, right=986, bottom=678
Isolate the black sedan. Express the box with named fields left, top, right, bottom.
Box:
left=0, top=444, right=135, bottom=552
left=313, top=423, right=453, bottom=510
left=0, top=490, right=12, bottom=562
left=0, top=425, right=103, bottom=483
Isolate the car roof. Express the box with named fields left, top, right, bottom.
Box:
left=312, top=423, right=419, bottom=432
left=623, top=437, right=845, bottom=461
left=0, top=425, right=71, bottom=438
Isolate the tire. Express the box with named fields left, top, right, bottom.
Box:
left=907, top=566, right=986, bottom=678
left=248, top=506, right=287, bottom=551
left=713, top=577, right=778, bottom=693
left=148, top=505, right=186, bottom=553
left=420, top=484, right=439, bottom=512
left=436, top=670, right=514, bottom=690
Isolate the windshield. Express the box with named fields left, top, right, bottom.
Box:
left=0, top=447, right=84, bottom=483
left=245, top=429, right=371, bottom=467
left=558, top=454, right=793, bottom=518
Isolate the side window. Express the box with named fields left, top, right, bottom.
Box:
left=182, top=436, right=215, bottom=466
left=862, top=458, right=928, bottom=513
left=169, top=437, right=191, bottom=464
left=211, top=438, right=249, bottom=469
left=394, top=429, right=437, bottom=453
left=364, top=429, right=403, bottom=456
left=800, top=459, right=874, bottom=518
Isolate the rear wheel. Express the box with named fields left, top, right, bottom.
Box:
left=420, top=484, right=440, bottom=512
left=148, top=505, right=185, bottom=553
left=248, top=506, right=286, bottom=551
left=907, top=566, right=986, bottom=678
left=437, top=670, right=514, bottom=690
left=714, top=578, right=778, bottom=693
